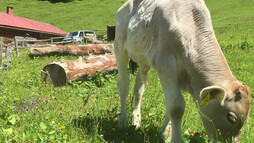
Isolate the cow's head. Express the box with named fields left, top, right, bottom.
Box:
left=199, top=83, right=251, bottom=142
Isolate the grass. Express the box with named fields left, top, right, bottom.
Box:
left=0, top=0, right=126, bottom=33
left=0, top=0, right=254, bottom=142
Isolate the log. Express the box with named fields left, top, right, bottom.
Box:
left=41, top=54, right=117, bottom=86
left=30, top=44, right=114, bottom=57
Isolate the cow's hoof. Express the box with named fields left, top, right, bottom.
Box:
left=160, top=131, right=170, bottom=143
left=132, top=111, right=141, bottom=128
left=118, top=112, right=128, bottom=128
left=160, top=122, right=171, bottom=142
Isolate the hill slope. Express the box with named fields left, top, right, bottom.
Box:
left=0, top=0, right=125, bottom=32
left=0, top=0, right=254, bottom=38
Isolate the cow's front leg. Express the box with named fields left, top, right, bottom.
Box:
left=116, top=50, right=130, bottom=128
left=165, top=89, right=185, bottom=143
left=156, top=55, right=185, bottom=143
left=160, top=86, right=185, bottom=143
left=160, top=112, right=172, bottom=142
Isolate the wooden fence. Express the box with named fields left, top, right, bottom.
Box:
left=0, top=38, right=2, bottom=72
left=0, top=37, right=12, bottom=76
left=14, top=36, right=71, bottom=56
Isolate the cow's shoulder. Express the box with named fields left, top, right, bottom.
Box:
left=116, top=0, right=135, bottom=17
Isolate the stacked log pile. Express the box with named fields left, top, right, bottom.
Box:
left=39, top=44, right=117, bottom=85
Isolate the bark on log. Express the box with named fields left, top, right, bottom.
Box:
left=30, top=44, right=114, bottom=57
left=41, top=54, right=117, bottom=86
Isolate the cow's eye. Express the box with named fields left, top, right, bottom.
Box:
left=227, top=112, right=238, bottom=125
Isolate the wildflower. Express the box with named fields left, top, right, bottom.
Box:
left=82, top=129, right=88, bottom=135
left=189, top=131, right=195, bottom=136
left=113, top=118, right=117, bottom=122
left=35, top=139, right=38, bottom=141
left=186, top=101, right=189, bottom=105
left=33, top=101, right=37, bottom=105
left=58, top=123, right=60, bottom=125
left=21, top=104, right=27, bottom=108
left=142, top=129, right=145, bottom=133
left=65, top=134, right=68, bottom=137
left=58, top=126, right=65, bottom=130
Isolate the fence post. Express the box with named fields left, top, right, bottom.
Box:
left=0, top=37, right=3, bottom=75
left=14, top=37, right=19, bottom=57
left=6, top=46, right=12, bottom=77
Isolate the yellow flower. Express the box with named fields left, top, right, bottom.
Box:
left=58, top=126, right=65, bottom=130
left=113, top=118, right=117, bottom=122
left=35, top=139, right=38, bottom=141
left=65, top=134, right=68, bottom=137
left=142, top=129, right=145, bottom=133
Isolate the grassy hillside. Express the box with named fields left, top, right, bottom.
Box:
left=0, top=0, right=126, bottom=32
left=206, top=0, right=254, bottom=43
left=0, top=0, right=253, bottom=142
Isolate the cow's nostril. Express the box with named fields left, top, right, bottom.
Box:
left=227, top=112, right=238, bottom=125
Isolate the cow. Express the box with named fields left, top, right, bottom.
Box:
left=114, top=0, right=251, bottom=142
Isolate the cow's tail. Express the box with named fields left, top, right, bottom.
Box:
left=129, top=59, right=138, bottom=74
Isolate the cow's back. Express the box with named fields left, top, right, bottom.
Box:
left=115, top=0, right=212, bottom=67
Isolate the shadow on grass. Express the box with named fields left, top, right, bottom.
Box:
left=72, top=113, right=164, bottom=143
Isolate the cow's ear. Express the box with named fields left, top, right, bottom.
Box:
left=199, top=85, right=225, bottom=108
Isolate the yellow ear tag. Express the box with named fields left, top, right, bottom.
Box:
left=199, top=92, right=210, bottom=108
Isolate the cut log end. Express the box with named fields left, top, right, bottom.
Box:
left=41, top=64, right=67, bottom=86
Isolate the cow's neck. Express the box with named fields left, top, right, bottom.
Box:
left=186, top=32, right=236, bottom=101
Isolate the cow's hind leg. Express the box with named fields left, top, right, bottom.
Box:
left=155, top=55, right=185, bottom=143
left=116, top=49, right=130, bottom=128
left=132, top=66, right=150, bottom=128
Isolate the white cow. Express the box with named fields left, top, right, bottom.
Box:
left=114, top=0, right=251, bottom=142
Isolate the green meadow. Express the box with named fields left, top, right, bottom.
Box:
left=0, top=0, right=253, bottom=142
left=0, top=0, right=125, bottom=33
